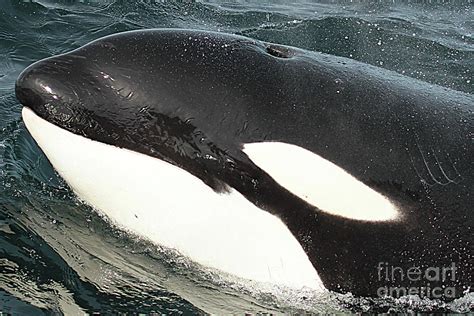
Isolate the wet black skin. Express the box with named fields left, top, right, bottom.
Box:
left=16, top=29, right=473, bottom=299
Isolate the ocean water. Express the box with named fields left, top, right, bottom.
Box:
left=0, top=0, right=473, bottom=314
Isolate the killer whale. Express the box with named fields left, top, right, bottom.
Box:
left=16, top=29, right=472, bottom=299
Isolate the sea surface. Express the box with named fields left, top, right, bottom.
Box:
left=0, top=0, right=473, bottom=314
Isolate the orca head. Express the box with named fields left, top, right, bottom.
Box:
left=15, top=29, right=305, bottom=193
left=15, top=29, right=470, bottom=299
left=15, top=29, right=405, bottom=235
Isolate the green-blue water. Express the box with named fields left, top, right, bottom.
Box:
left=0, top=0, right=473, bottom=314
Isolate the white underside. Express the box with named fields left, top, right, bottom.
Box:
left=22, top=107, right=324, bottom=291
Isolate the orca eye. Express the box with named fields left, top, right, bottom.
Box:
left=265, top=44, right=294, bottom=58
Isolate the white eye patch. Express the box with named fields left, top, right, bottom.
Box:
left=243, top=142, right=399, bottom=221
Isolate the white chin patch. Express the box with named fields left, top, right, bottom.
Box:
left=243, top=142, right=399, bottom=222
left=21, top=107, right=325, bottom=291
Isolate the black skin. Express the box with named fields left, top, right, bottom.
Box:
left=16, top=29, right=473, bottom=299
